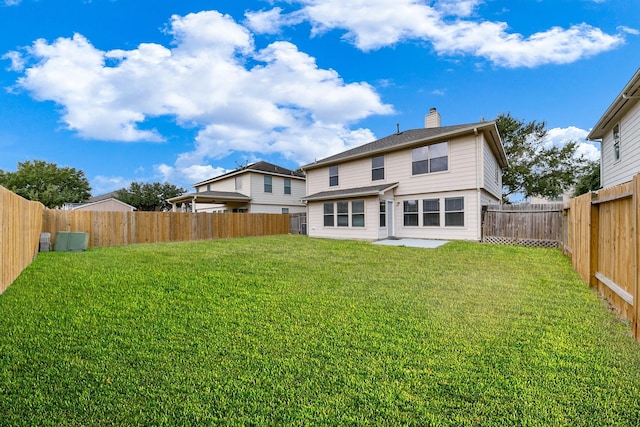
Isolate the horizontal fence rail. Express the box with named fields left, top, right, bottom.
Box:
left=0, top=186, right=44, bottom=294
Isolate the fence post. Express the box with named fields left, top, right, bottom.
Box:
left=634, top=174, right=640, bottom=339
left=589, top=192, right=599, bottom=290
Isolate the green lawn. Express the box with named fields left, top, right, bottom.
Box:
left=1, top=235, right=640, bottom=426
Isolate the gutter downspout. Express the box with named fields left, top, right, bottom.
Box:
left=474, top=127, right=483, bottom=241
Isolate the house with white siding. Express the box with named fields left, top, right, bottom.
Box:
left=587, top=68, right=640, bottom=189
left=301, top=108, right=507, bottom=241
left=168, top=161, right=306, bottom=214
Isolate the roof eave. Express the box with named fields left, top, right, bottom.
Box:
left=587, top=68, right=640, bottom=141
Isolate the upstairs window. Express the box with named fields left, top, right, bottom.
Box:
left=412, top=142, right=448, bottom=175
left=264, top=176, right=272, bottom=193
left=329, top=165, right=339, bottom=186
left=613, top=123, right=621, bottom=161
left=207, top=184, right=211, bottom=191
left=284, top=178, right=291, bottom=195
left=372, top=156, right=384, bottom=181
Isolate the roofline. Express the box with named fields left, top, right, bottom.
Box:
left=302, top=121, right=506, bottom=170
left=302, top=183, right=400, bottom=202
left=72, top=198, right=136, bottom=210
left=587, top=68, right=640, bottom=141
left=193, top=162, right=305, bottom=187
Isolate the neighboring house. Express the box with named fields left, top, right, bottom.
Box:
left=301, top=108, right=508, bottom=241
left=62, top=192, right=136, bottom=212
left=529, top=188, right=573, bottom=205
left=587, top=68, right=640, bottom=189
left=168, top=161, right=306, bottom=214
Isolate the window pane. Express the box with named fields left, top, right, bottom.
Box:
left=329, top=165, right=339, bottom=186
left=352, top=214, right=365, bottom=227
left=329, top=176, right=339, bottom=186
left=282, top=208, right=289, bottom=214
left=430, top=156, right=448, bottom=172
left=352, top=200, right=364, bottom=214
left=324, top=215, right=334, bottom=227
left=404, top=214, right=418, bottom=226
left=330, top=165, right=339, bottom=175
left=429, top=142, right=447, bottom=158
left=445, top=212, right=464, bottom=226
left=284, top=178, right=291, bottom=194
left=423, top=213, right=440, bottom=226
left=423, top=199, right=439, bottom=212
left=372, top=156, right=384, bottom=168
left=372, top=168, right=384, bottom=181
left=337, top=215, right=349, bottom=227
left=404, top=200, right=418, bottom=213
left=324, top=203, right=334, bottom=214
left=412, top=160, right=428, bottom=175
left=445, top=197, right=464, bottom=211
left=235, top=176, right=242, bottom=190
left=379, top=201, right=386, bottom=227
left=412, top=146, right=428, bottom=162
left=337, top=201, right=348, bottom=213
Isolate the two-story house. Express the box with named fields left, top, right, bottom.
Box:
left=587, top=68, right=640, bottom=189
left=168, top=161, right=306, bottom=214
left=301, top=108, right=507, bottom=241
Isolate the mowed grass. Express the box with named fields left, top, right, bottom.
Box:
left=1, top=236, right=640, bottom=426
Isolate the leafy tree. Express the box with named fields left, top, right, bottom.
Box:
left=116, top=182, right=186, bottom=211
left=573, top=161, right=601, bottom=197
left=0, top=160, right=91, bottom=208
left=496, top=113, right=588, bottom=202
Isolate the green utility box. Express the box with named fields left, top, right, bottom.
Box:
left=54, top=232, right=89, bottom=252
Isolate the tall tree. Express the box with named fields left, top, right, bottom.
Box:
left=116, top=182, right=186, bottom=211
left=0, top=160, right=91, bottom=208
left=573, top=161, right=601, bottom=197
left=496, top=113, right=588, bottom=202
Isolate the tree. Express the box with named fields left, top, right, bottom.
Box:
left=573, top=161, right=601, bottom=197
left=496, top=113, right=588, bottom=202
left=116, top=182, right=186, bottom=211
left=0, top=160, right=91, bottom=208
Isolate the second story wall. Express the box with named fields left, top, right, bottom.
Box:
left=249, top=172, right=306, bottom=207
left=307, top=133, right=484, bottom=196
left=602, top=101, right=640, bottom=188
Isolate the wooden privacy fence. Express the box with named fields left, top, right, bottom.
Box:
left=564, top=175, right=640, bottom=340
left=482, top=203, right=563, bottom=248
left=42, top=210, right=291, bottom=249
left=0, top=186, right=44, bottom=294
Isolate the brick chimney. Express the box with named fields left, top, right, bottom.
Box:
left=425, top=107, right=441, bottom=128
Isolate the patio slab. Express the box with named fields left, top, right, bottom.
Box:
left=373, top=239, right=449, bottom=249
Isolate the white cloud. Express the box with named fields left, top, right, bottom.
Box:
left=8, top=10, right=393, bottom=182
left=3, top=0, right=21, bottom=5
left=618, top=26, right=640, bottom=36
left=545, top=126, right=601, bottom=162
left=255, top=0, right=624, bottom=67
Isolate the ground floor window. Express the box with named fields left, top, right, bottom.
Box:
left=404, top=200, right=419, bottom=226
left=423, top=199, right=440, bottom=226
left=324, top=203, right=334, bottom=226
left=445, top=197, right=464, bottom=226
left=379, top=201, right=386, bottom=227
left=323, top=200, right=366, bottom=228
left=401, top=196, right=465, bottom=227
left=352, top=201, right=365, bottom=227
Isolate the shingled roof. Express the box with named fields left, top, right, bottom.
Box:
left=194, top=161, right=304, bottom=187
left=303, top=121, right=506, bottom=170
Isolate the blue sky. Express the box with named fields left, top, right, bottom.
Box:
left=0, top=0, right=637, bottom=195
